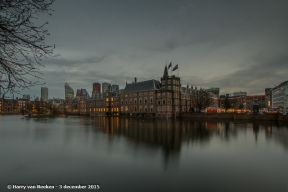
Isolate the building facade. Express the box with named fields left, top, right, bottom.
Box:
left=87, top=91, right=120, bottom=116
left=76, top=88, right=89, bottom=99
left=271, top=80, right=288, bottom=113
left=102, top=82, right=111, bottom=93
left=41, top=87, right=48, bottom=101
left=92, top=83, right=101, bottom=94
left=111, top=84, right=119, bottom=92
left=233, top=91, right=247, bottom=97
left=65, top=82, right=74, bottom=101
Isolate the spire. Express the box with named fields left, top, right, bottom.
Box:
left=163, top=65, right=168, bottom=78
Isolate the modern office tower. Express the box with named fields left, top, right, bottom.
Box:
left=111, top=84, right=119, bottom=91
left=41, top=87, right=48, bottom=101
left=22, top=94, right=30, bottom=100
left=271, top=80, right=288, bottom=113
left=92, top=82, right=101, bottom=94
left=102, top=82, right=111, bottom=93
left=65, top=82, right=74, bottom=100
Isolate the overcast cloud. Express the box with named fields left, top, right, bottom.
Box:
left=12, top=0, right=288, bottom=99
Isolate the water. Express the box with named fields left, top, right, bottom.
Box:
left=0, top=115, right=287, bottom=192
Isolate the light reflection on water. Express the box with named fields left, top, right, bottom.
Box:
left=0, top=115, right=287, bottom=192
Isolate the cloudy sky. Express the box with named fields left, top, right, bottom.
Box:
left=15, top=0, right=288, bottom=99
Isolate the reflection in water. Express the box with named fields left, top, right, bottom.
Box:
left=91, top=117, right=288, bottom=163
left=0, top=116, right=287, bottom=192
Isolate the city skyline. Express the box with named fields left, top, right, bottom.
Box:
left=9, top=0, right=288, bottom=99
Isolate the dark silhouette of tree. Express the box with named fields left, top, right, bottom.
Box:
left=190, top=88, right=214, bottom=111
left=223, top=95, right=232, bottom=112
left=25, top=101, right=33, bottom=115
left=0, top=0, right=56, bottom=97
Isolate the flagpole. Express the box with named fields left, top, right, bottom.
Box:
left=170, top=62, right=172, bottom=77
left=178, top=64, right=179, bottom=78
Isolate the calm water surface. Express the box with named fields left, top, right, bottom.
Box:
left=0, top=115, right=287, bottom=192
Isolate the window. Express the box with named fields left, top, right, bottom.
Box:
left=157, top=93, right=161, bottom=98
left=150, top=106, right=153, bottom=111
left=139, top=106, right=142, bottom=111
left=144, top=97, right=147, bottom=103
left=168, top=86, right=171, bottom=90
left=150, top=92, right=153, bottom=95
left=129, top=98, right=132, bottom=104
left=125, top=100, right=128, bottom=104
left=144, top=92, right=147, bottom=96
left=144, top=106, right=148, bottom=111
left=139, top=99, right=142, bottom=104
left=163, top=100, right=166, bottom=105
left=134, top=99, right=137, bottom=104
left=150, top=98, right=153, bottom=103
left=134, top=93, right=137, bottom=96
left=139, top=93, right=142, bottom=96
left=158, top=100, right=160, bottom=105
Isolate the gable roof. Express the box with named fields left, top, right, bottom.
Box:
left=122, top=79, right=161, bottom=93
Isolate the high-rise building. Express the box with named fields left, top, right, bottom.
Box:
left=102, top=82, right=111, bottom=93
left=92, top=83, right=101, bottom=94
left=271, top=80, right=288, bottom=113
left=111, top=84, right=119, bottom=91
left=65, top=82, right=74, bottom=100
left=41, top=87, right=48, bottom=101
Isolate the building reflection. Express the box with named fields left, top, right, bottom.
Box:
left=91, top=117, right=288, bottom=151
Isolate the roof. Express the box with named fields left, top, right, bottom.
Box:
left=122, top=79, right=161, bottom=93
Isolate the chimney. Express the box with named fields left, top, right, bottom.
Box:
left=134, top=77, right=137, bottom=83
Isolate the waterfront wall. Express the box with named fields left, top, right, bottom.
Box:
left=182, top=113, right=288, bottom=122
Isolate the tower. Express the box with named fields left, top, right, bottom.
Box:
left=41, top=87, right=48, bottom=101
left=65, top=82, right=74, bottom=100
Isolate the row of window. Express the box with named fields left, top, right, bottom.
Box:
left=161, top=79, right=180, bottom=85
left=122, top=98, right=153, bottom=104
left=162, top=85, right=180, bottom=91
left=122, top=92, right=154, bottom=98
left=121, top=106, right=154, bottom=112
left=89, top=108, right=119, bottom=112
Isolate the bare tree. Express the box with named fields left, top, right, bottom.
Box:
left=190, top=88, right=214, bottom=111
left=0, top=0, right=56, bottom=97
left=223, top=95, right=233, bottom=112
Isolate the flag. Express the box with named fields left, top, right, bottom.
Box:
left=168, top=62, right=172, bottom=69
left=172, top=64, right=178, bottom=71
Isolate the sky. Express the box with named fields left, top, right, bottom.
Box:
left=13, top=0, right=288, bottom=99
